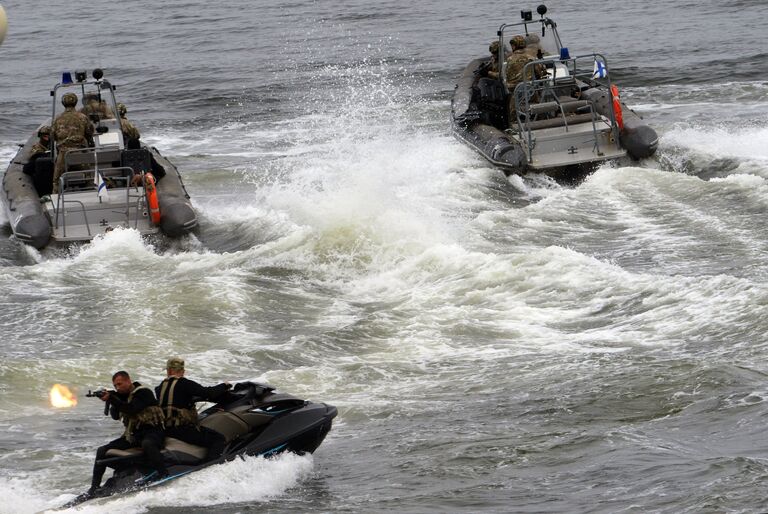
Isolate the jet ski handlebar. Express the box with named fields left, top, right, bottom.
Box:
left=232, top=381, right=275, bottom=395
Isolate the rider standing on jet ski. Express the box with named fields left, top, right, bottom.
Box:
left=89, top=371, right=167, bottom=496
left=156, top=357, right=232, bottom=460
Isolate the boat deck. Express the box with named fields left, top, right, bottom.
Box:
left=513, top=116, right=626, bottom=170
left=45, top=187, right=157, bottom=242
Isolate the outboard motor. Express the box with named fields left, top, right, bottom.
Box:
left=621, top=125, right=659, bottom=160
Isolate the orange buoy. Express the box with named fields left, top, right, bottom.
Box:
left=144, top=172, right=161, bottom=224
left=610, top=84, right=624, bottom=131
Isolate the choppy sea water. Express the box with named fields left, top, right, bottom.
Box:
left=2, top=0, right=768, bottom=512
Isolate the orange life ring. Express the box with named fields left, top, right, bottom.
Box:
left=610, top=84, right=624, bottom=131
left=144, top=172, right=161, bottom=224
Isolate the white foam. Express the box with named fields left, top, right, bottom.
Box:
left=42, top=453, right=314, bottom=514
left=0, top=194, right=9, bottom=226
left=664, top=123, right=768, bottom=162
left=0, top=145, right=17, bottom=163
left=20, top=227, right=159, bottom=279
left=0, top=475, right=58, bottom=514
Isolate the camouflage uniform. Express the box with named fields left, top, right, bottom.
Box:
left=29, top=126, right=51, bottom=157
left=80, top=93, right=114, bottom=120
left=487, top=40, right=501, bottom=78
left=53, top=93, right=94, bottom=194
left=524, top=34, right=542, bottom=59
left=505, top=35, right=545, bottom=125
left=117, top=103, right=140, bottom=143
left=23, top=126, right=52, bottom=184
left=505, top=50, right=535, bottom=89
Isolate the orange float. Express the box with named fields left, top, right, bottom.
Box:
left=144, top=172, right=161, bottom=224
left=610, top=84, right=624, bottom=131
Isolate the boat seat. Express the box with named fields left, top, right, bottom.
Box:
left=477, top=78, right=505, bottom=105
left=521, top=112, right=600, bottom=131
left=60, top=172, right=95, bottom=192
left=200, top=411, right=250, bottom=442
left=121, top=148, right=152, bottom=174
left=163, top=437, right=207, bottom=464
left=528, top=99, right=591, bottom=116
left=105, top=447, right=143, bottom=458
left=104, top=437, right=207, bottom=463
left=33, top=156, right=54, bottom=196
left=65, top=148, right=122, bottom=170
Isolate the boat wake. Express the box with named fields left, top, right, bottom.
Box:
left=0, top=452, right=314, bottom=514
left=659, top=123, right=768, bottom=178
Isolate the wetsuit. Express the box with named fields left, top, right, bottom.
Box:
left=155, top=376, right=230, bottom=460
left=91, top=382, right=166, bottom=491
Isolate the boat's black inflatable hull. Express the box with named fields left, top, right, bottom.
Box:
left=1, top=137, right=52, bottom=248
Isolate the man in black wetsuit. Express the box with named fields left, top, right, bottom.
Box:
left=156, top=357, right=231, bottom=460
left=89, top=370, right=167, bottom=495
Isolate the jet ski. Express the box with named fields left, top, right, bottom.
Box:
left=64, top=382, right=337, bottom=508
left=2, top=69, right=198, bottom=249
left=451, top=4, right=658, bottom=178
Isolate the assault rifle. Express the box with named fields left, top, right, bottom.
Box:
left=87, top=388, right=115, bottom=415
left=476, top=60, right=491, bottom=77
left=86, top=388, right=113, bottom=399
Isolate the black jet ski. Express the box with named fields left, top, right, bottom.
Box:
left=64, top=382, right=337, bottom=508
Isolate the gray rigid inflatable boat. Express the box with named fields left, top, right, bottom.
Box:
left=451, top=5, right=658, bottom=177
left=2, top=71, right=197, bottom=249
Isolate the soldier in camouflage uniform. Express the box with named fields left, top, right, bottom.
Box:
left=524, top=34, right=543, bottom=59
left=23, top=126, right=52, bottom=180
left=504, top=35, right=546, bottom=126
left=117, top=103, right=140, bottom=147
left=52, top=92, right=94, bottom=194
left=485, top=40, right=501, bottom=79
left=80, top=92, right=114, bottom=121
left=29, top=125, right=51, bottom=158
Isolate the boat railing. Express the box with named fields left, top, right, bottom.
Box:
left=497, top=13, right=564, bottom=72
left=50, top=74, right=122, bottom=162
left=54, top=166, right=144, bottom=237
left=64, top=146, right=122, bottom=173
left=511, top=52, right=622, bottom=163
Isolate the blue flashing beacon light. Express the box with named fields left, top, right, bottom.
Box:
left=61, top=72, right=73, bottom=84
left=559, top=47, right=570, bottom=60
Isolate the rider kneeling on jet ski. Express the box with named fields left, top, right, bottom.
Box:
left=90, top=370, right=167, bottom=496
left=156, top=357, right=232, bottom=460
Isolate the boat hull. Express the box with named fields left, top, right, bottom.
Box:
left=2, top=133, right=197, bottom=249
left=451, top=58, right=658, bottom=176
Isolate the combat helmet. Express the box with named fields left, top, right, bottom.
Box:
left=37, top=125, right=51, bottom=137
left=489, top=40, right=500, bottom=54
left=511, top=35, right=526, bottom=50
left=166, top=357, right=185, bottom=371
left=61, top=92, right=78, bottom=107
left=117, top=103, right=127, bottom=116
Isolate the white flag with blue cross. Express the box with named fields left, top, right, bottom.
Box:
left=593, top=59, right=607, bottom=79
left=94, top=170, right=109, bottom=201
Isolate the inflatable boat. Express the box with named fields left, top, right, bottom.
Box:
left=2, top=69, right=198, bottom=249
left=451, top=5, right=658, bottom=177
